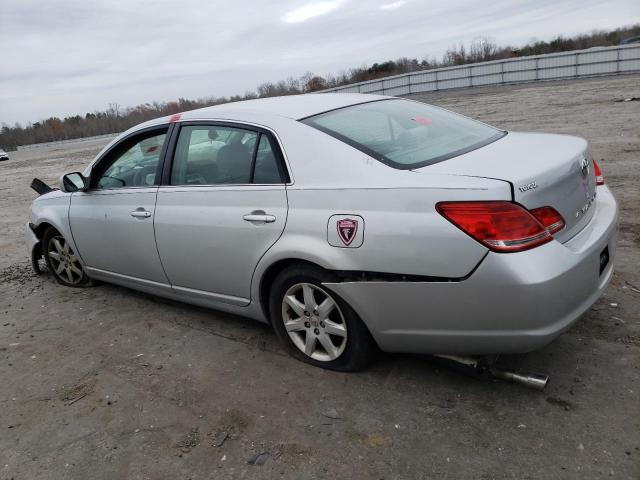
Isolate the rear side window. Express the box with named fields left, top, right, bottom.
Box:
left=253, top=135, right=285, bottom=184
left=301, top=99, right=505, bottom=169
left=170, top=125, right=286, bottom=185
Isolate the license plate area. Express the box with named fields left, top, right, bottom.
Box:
left=599, top=246, right=609, bottom=276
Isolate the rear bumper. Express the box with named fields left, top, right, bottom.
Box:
left=325, top=186, right=619, bottom=355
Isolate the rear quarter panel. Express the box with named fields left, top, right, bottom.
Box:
left=253, top=177, right=512, bottom=298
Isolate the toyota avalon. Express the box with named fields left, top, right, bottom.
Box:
left=26, top=94, right=618, bottom=371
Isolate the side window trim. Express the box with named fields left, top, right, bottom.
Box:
left=249, top=132, right=262, bottom=184
left=160, top=122, right=181, bottom=186
left=263, top=134, right=289, bottom=185
left=88, top=124, right=173, bottom=191
left=160, top=120, right=290, bottom=186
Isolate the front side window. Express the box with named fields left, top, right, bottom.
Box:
left=95, top=130, right=167, bottom=189
left=170, top=125, right=285, bottom=185
left=301, top=99, right=505, bottom=169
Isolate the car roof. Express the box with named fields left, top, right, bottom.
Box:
left=90, top=93, right=393, bottom=170
left=127, top=93, right=391, bottom=133
left=180, top=93, right=389, bottom=122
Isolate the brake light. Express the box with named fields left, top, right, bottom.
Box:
left=593, top=160, right=604, bottom=185
left=530, top=206, right=565, bottom=234
left=436, top=201, right=552, bottom=253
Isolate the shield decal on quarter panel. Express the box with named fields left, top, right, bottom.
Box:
left=337, top=218, right=358, bottom=246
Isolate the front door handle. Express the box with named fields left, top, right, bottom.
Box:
left=243, top=213, right=276, bottom=223
left=130, top=209, right=151, bottom=218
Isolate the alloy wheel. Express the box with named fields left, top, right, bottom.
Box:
left=281, top=283, right=347, bottom=362
left=47, top=235, right=84, bottom=285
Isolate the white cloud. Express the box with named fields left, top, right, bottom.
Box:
left=282, top=1, right=343, bottom=23
left=380, top=1, right=407, bottom=10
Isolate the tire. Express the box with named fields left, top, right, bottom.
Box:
left=42, top=227, right=92, bottom=287
left=269, top=263, right=376, bottom=371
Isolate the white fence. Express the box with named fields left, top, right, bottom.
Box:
left=321, top=44, right=640, bottom=96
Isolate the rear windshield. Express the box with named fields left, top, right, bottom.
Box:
left=301, top=99, right=505, bottom=169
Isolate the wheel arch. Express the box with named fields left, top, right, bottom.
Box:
left=32, top=221, right=58, bottom=239
left=29, top=193, right=84, bottom=264
left=258, top=258, right=327, bottom=323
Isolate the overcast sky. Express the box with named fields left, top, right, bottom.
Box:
left=1, top=0, right=638, bottom=125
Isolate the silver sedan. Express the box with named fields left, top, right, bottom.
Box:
left=26, top=94, right=618, bottom=371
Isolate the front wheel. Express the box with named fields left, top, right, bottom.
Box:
left=269, top=264, right=376, bottom=371
left=43, top=228, right=92, bottom=287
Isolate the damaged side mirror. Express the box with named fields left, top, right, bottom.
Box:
left=61, top=172, right=87, bottom=192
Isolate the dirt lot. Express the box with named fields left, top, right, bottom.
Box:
left=1, top=75, right=639, bottom=479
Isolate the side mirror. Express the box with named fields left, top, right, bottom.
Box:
left=61, top=172, right=87, bottom=192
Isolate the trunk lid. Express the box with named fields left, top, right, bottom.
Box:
left=419, top=132, right=597, bottom=243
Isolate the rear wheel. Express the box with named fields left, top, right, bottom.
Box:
left=43, top=228, right=91, bottom=287
left=269, top=264, right=376, bottom=371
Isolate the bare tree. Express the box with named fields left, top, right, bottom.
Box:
left=470, top=37, right=499, bottom=62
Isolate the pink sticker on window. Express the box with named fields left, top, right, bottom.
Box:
left=412, top=116, right=432, bottom=125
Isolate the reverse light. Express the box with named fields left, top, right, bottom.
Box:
left=436, top=201, right=552, bottom=253
left=593, top=159, right=604, bottom=185
left=530, top=206, right=565, bottom=235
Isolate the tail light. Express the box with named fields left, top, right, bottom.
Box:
left=436, top=201, right=556, bottom=253
left=530, top=206, right=565, bottom=234
left=593, top=159, right=604, bottom=185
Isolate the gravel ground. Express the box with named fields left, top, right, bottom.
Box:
left=1, top=74, right=639, bottom=480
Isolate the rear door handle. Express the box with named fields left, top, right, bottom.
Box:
left=243, top=213, right=276, bottom=223
left=130, top=209, right=152, bottom=218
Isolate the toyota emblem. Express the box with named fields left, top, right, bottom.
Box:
left=579, top=157, right=590, bottom=177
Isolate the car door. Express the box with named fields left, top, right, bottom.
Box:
left=69, top=126, right=170, bottom=285
left=154, top=122, right=289, bottom=305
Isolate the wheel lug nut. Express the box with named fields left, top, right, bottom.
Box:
left=314, top=328, right=320, bottom=335
left=304, top=311, right=310, bottom=317
left=304, top=321, right=310, bottom=328
left=320, top=322, right=325, bottom=328
left=313, top=310, right=318, bottom=316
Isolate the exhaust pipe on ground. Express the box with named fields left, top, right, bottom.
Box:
left=488, top=368, right=549, bottom=390
left=433, top=355, right=550, bottom=390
